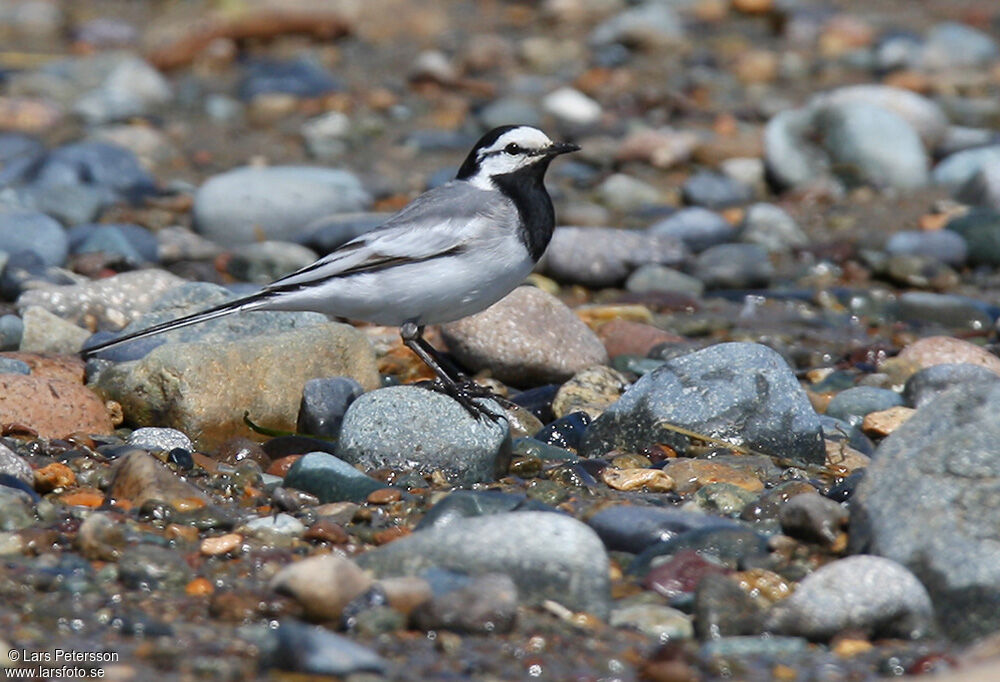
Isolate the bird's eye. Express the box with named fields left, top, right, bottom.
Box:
left=504, top=143, right=522, bottom=155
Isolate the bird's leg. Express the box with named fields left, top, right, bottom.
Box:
left=399, top=322, right=503, bottom=422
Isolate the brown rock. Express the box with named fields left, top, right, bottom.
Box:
left=0, top=375, right=113, bottom=438
left=895, top=336, right=1000, bottom=376
left=270, top=554, right=373, bottom=622
left=552, top=365, right=629, bottom=419
left=597, top=319, right=684, bottom=359
left=662, top=458, right=764, bottom=495
left=108, top=450, right=212, bottom=510
left=34, top=462, right=75, bottom=493
left=377, top=576, right=433, bottom=615
left=200, top=533, right=243, bottom=556
left=862, top=406, right=915, bottom=438
left=824, top=439, right=870, bottom=474
left=600, top=467, right=674, bottom=492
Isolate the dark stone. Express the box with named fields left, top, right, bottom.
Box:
left=296, top=376, right=364, bottom=439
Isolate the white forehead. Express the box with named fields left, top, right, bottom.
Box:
left=480, top=127, right=553, bottom=154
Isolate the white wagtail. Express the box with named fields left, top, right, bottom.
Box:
left=83, top=125, right=579, bottom=418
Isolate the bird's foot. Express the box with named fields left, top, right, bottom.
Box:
left=416, top=378, right=506, bottom=423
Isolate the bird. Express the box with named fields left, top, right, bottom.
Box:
left=82, top=125, right=580, bottom=419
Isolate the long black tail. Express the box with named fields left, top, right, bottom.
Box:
left=81, top=291, right=271, bottom=359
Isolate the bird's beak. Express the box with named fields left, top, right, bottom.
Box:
left=543, top=142, right=581, bottom=156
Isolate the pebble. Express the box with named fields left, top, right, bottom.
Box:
left=73, top=56, right=172, bottom=124
left=763, top=108, right=830, bottom=190
left=478, top=97, right=542, bottom=130
left=0, top=487, right=35, bottom=531
left=922, top=21, right=999, bottom=70
left=109, top=450, right=210, bottom=510
left=76, top=512, right=128, bottom=561
left=0, top=374, right=113, bottom=439
left=739, top=203, right=809, bottom=253
left=850, top=379, right=1000, bottom=641
left=441, top=286, right=608, bottom=385
left=263, top=620, right=387, bottom=676
left=945, top=208, right=1000, bottom=266
left=596, top=174, right=662, bottom=212
left=543, top=226, right=687, bottom=287
left=885, top=229, right=968, bottom=267
left=765, top=556, right=934, bottom=640
left=694, top=573, right=764, bottom=639
left=32, top=141, right=157, bottom=205
left=270, top=554, right=372, bottom=622
left=903, top=362, right=1000, bottom=408
left=0, top=357, right=29, bottom=375
left=824, top=386, right=904, bottom=428
left=893, top=292, right=992, bottom=330
left=126, top=427, right=193, bottom=453
left=597, top=319, right=684, bottom=359
left=778, top=492, right=847, bottom=546
left=240, top=513, right=306, bottom=542
left=894, top=335, right=1000, bottom=376
left=861, top=405, right=915, bottom=437
left=632, top=526, right=770, bottom=574
left=601, top=467, right=674, bottom=492
left=587, top=505, right=738, bottom=554
left=542, top=87, right=602, bottom=127
left=692, top=483, right=759, bottom=516
left=200, top=533, right=242, bottom=557
left=225, top=241, right=318, bottom=283
left=662, top=459, right=764, bottom=495
left=0, top=315, right=23, bottom=350
left=18, top=306, right=90, bottom=354
left=72, top=223, right=156, bottom=265
left=626, top=264, right=705, bottom=297
left=0, top=210, right=68, bottom=266
left=648, top=207, right=734, bottom=253
left=955, top=161, right=1000, bottom=211
left=410, top=573, right=518, bottom=634
left=682, top=171, right=754, bottom=209
left=0, top=443, right=32, bottom=485
left=282, top=452, right=387, bottom=504
left=934, top=146, right=1000, bottom=188
left=337, top=385, right=509, bottom=485
left=240, top=57, right=342, bottom=100
left=417, top=490, right=553, bottom=532
left=589, top=1, right=684, bottom=49
left=609, top=602, right=693, bottom=641
left=582, top=343, right=825, bottom=466
left=693, top=243, right=774, bottom=289
left=301, top=111, right=351, bottom=160
left=551, top=365, right=628, bottom=419
left=193, top=166, right=371, bottom=246
left=357, top=511, right=611, bottom=618
left=534, top=411, right=591, bottom=451
left=297, top=376, right=364, bottom=439
left=813, top=85, right=948, bottom=150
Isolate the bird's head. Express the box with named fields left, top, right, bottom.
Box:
left=456, top=125, right=579, bottom=189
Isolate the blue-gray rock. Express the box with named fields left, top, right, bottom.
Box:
left=73, top=56, right=172, bottom=124
left=581, top=342, right=825, bottom=467
left=631, top=526, right=770, bottom=575
left=814, top=85, right=949, bottom=150
left=922, top=21, right=999, bottom=70
left=240, top=513, right=306, bottom=541
left=33, top=141, right=157, bottom=204
left=694, top=574, right=764, bottom=640
left=410, top=573, right=518, bottom=634
left=648, top=207, right=734, bottom=253
left=226, top=241, right=317, bottom=283
left=609, top=602, right=693, bottom=640
left=263, top=620, right=387, bottom=676
left=0, top=134, right=45, bottom=187
left=126, top=427, right=193, bottom=453
left=0, top=487, right=34, bottom=531
left=300, top=212, right=389, bottom=253
left=587, top=505, right=739, bottom=554
left=693, top=243, right=774, bottom=289
left=0, top=251, right=74, bottom=301
left=934, top=145, right=1000, bottom=188
left=824, top=386, right=904, bottom=428
left=300, top=111, right=350, bottom=160
left=0, top=211, right=68, bottom=266
left=765, top=556, right=933, bottom=640
left=763, top=108, right=830, bottom=190
left=239, top=57, right=343, bottom=100
left=543, top=226, right=686, bottom=287
left=0, top=443, right=32, bottom=485
left=945, top=208, right=1000, bottom=266
left=885, top=229, right=968, bottom=266
left=296, top=376, right=364, bottom=439
left=817, top=415, right=874, bottom=455
left=816, top=102, right=929, bottom=189
left=336, top=386, right=510, bottom=486
left=892, top=291, right=994, bottom=330
left=778, top=492, right=848, bottom=546
left=193, top=166, right=371, bottom=246
left=69, top=223, right=158, bottom=263
left=682, top=171, right=754, bottom=209
left=699, top=635, right=808, bottom=659
left=19, top=305, right=90, bottom=353
left=589, top=2, right=684, bottom=49
left=955, top=161, right=1000, bottom=210
left=850, top=380, right=1000, bottom=642
left=21, top=181, right=106, bottom=225
left=416, top=490, right=555, bottom=532
left=740, top=203, right=809, bottom=253
left=0, top=357, right=29, bottom=375
left=283, top=452, right=386, bottom=503
left=595, top=174, right=662, bottom=211
left=903, top=362, right=1000, bottom=409
left=478, top=97, right=542, bottom=130
left=356, top=511, right=611, bottom=617
left=625, top=264, right=704, bottom=296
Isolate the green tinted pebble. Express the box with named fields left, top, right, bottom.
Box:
left=610, top=453, right=652, bottom=469
left=525, top=479, right=570, bottom=506
left=509, top=456, right=543, bottom=478
left=611, top=355, right=667, bottom=376
left=512, top=437, right=579, bottom=462
left=693, top=482, right=759, bottom=517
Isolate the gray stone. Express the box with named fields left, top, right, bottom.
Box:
left=589, top=2, right=684, bottom=49
left=240, top=513, right=306, bottom=541
left=543, top=227, right=686, bottom=287
left=595, top=174, right=662, bottom=211
left=625, top=264, right=704, bottom=297
left=193, top=166, right=371, bottom=246
left=849, top=380, right=1000, bottom=641
left=765, top=556, right=933, bottom=640
left=0, top=442, right=32, bottom=485
left=270, top=554, right=373, bottom=622
left=0, top=210, right=68, bottom=266
left=264, top=620, right=387, bottom=676
left=542, top=87, right=602, bottom=127
left=356, top=511, right=611, bottom=617
left=18, top=306, right=90, bottom=354
left=478, top=97, right=541, bottom=130
left=337, top=386, right=510, bottom=486
left=945, top=208, right=1000, bottom=266
left=903, top=362, right=1000, bottom=409
left=0, top=315, right=23, bottom=351
left=681, top=171, right=753, bottom=209
left=955, top=161, right=1000, bottom=210
left=581, top=342, right=825, bottom=467
left=892, top=292, right=993, bottom=330
left=813, top=85, right=948, bottom=150
left=0, top=488, right=34, bottom=531
left=441, top=286, right=608, bottom=384
left=283, top=452, right=386, bottom=504
left=609, top=603, right=693, bottom=640
left=73, top=56, right=172, bottom=124
left=300, top=111, right=350, bottom=161
left=935, top=146, right=1000, bottom=188
left=411, top=573, right=518, bottom=634
left=649, top=207, right=734, bottom=253
left=156, top=226, right=222, bottom=263
left=693, top=243, right=774, bottom=289
left=0, top=358, right=29, bottom=375
left=922, top=21, right=999, bottom=70
left=126, top=427, right=193, bottom=453
left=587, top=505, right=737, bottom=554
left=885, top=229, right=968, bottom=267
left=778, top=492, right=848, bottom=546
left=763, top=108, right=830, bottom=190
left=297, top=376, right=364, bottom=439
left=825, top=386, right=904, bottom=428
left=694, top=574, right=764, bottom=640
left=416, top=490, right=554, bottom=532
left=226, top=241, right=318, bottom=283
left=740, top=203, right=809, bottom=253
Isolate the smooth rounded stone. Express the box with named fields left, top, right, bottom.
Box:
left=0, top=134, right=45, bottom=187
left=93, top=322, right=378, bottom=451
left=417, top=490, right=554, bottom=532
left=903, top=363, right=1000, bottom=409
left=73, top=56, right=172, bottom=124
left=895, top=335, right=1000, bottom=377
left=301, top=111, right=350, bottom=160
left=582, top=343, right=825, bottom=467
left=543, top=227, right=686, bottom=288
left=741, top=480, right=819, bottom=525
left=682, top=172, right=753, bottom=209
left=633, top=526, right=770, bottom=575
left=193, top=166, right=371, bottom=246
left=156, top=226, right=222, bottom=263
left=542, top=87, right=601, bottom=127
left=0, top=210, right=68, bottom=266
left=33, top=141, right=156, bottom=203
left=283, top=452, right=386, bottom=503
left=922, top=21, right=999, bottom=70
left=0, top=373, right=112, bottom=439
left=534, top=411, right=591, bottom=452
left=240, top=513, right=306, bottom=542
left=818, top=415, right=874, bottom=455
left=662, top=459, right=764, bottom=495
left=270, top=554, right=372, bottom=622
left=356, top=511, right=611, bottom=618
left=699, top=635, right=808, bottom=659
left=598, top=320, right=685, bottom=360
left=410, top=573, right=518, bottom=634
left=596, top=174, right=662, bottom=212
left=69, top=223, right=158, bottom=263
left=0, top=487, right=34, bottom=531
left=336, top=386, right=510, bottom=486
left=589, top=1, right=683, bottom=49
left=765, top=556, right=933, bottom=640
left=0, top=442, right=31, bottom=485
left=76, top=512, right=129, bottom=561
left=825, top=386, right=904, bottom=428
left=626, top=264, right=704, bottom=297
left=511, top=437, right=578, bottom=463
left=648, top=207, right=734, bottom=253
left=778, top=492, right=847, bottom=546
left=226, top=241, right=318, bottom=283
left=739, top=203, right=809, bottom=253
left=118, top=543, right=190, bottom=589
left=693, top=483, right=759, bottom=517
left=126, top=427, right=193, bottom=453
left=587, top=505, right=741, bottom=554
left=813, top=85, right=949, bottom=150
left=109, top=449, right=210, bottom=509
left=945, top=208, right=1000, bottom=266
left=297, top=376, right=364, bottom=439
left=955, top=161, right=1000, bottom=211
left=261, top=620, right=387, bottom=676
left=300, top=212, right=388, bottom=254
left=441, top=286, right=608, bottom=385
left=0, top=357, right=29, bottom=375
left=0, top=315, right=23, bottom=351
left=17, top=269, right=184, bottom=330
left=240, top=56, right=342, bottom=100
left=693, top=243, right=773, bottom=290
left=763, top=108, right=831, bottom=190
left=18, top=306, right=90, bottom=354
left=551, top=365, right=628, bottom=420
left=892, top=292, right=993, bottom=330
left=885, top=229, right=968, bottom=267
left=694, top=574, right=764, bottom=640
left=816, top=101, right=929, bottom=189
left=934, top=146, right=1000, bottom=188
left=609, top=602, right=693, bottom=641
left=75, top=226, right=147, bottom=265
left=477, top=97, right=541, bottom=130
